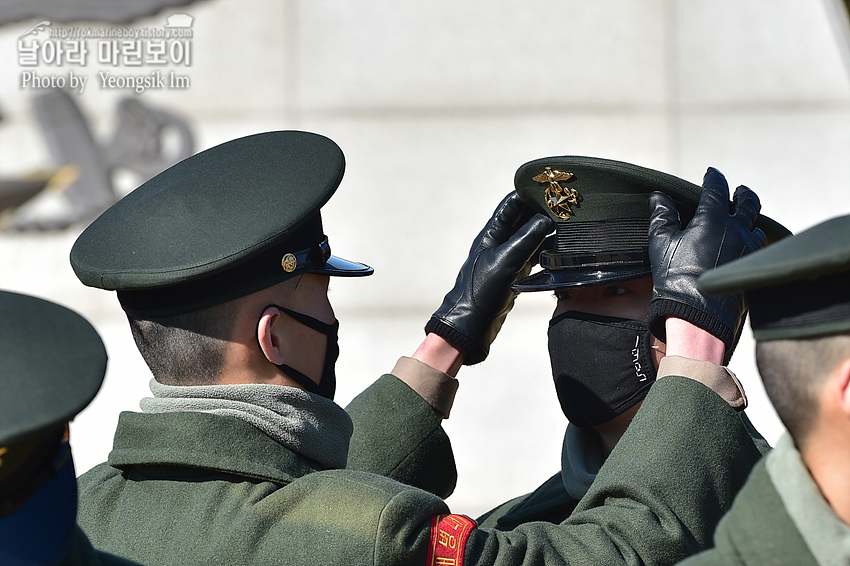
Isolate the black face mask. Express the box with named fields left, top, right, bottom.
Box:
left=548, top=311, right=657, bottom=428
left=264, top=305, right=339, bottom=400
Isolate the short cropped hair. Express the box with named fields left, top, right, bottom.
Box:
left=129, top=297, right=245, bottom=386
left=756, top=332, right=850, bottom=447
left=128, top=276, right=302, bottom=385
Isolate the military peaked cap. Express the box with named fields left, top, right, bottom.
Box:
left=699, top=213, right=850, bottom=340
left=0, top=291, right=106, bottom=565
left=513, top=156, right=790, bottom=291
left=0, top=291, right=106, bottom=446
left=70, top=131, right=372, bottom=317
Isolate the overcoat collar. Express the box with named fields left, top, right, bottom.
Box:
left=107, top=411, right=324, bottom=485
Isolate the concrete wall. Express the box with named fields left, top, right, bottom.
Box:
left=1, top=0, right=849, bottom=517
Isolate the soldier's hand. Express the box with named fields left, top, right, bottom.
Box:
left=425, top=192, right=554, bottom=365
left=646, top=167, right=766, bottom=360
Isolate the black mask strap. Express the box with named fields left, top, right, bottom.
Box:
left=261, top=305, right=339, bottom=399
left=273, top=305, right=338, bottom=335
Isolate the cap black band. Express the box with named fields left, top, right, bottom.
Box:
left=538, top=218, right=650, bottom=274
left=748, top=271, right=850, bottom=340
left=555, top=218, right=650, bottom=254
left=541, top=249, right=650, bottom=270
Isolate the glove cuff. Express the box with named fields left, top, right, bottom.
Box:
left=424, top=317, right=487, bottom=366
left=647, top=299, right=733, bottom=351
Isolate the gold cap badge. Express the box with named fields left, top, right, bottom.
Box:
left=281, top=253, right=297, bottom=273
left=533, top=167, right=579, bottom=220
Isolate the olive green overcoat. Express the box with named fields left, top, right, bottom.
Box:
left=677, top=459, right=821, bottom=566
left=348, top=373, right=769, bottom=530
left=78, top=374, right=762, bottom=566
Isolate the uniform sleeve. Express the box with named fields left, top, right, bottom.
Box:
left=658, top=356, right=771, bottom=455
left=455, top=376, right=763, bottom=566
left=345, top=373, right=457, bottom=499
left=657, top=356, right=746, bottom=410
left=350, top=369, right=763, bottom=565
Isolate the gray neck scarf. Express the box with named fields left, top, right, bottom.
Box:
left=141, top=379, right=354, bottom=470
left=560, top=423, right=606, bottom=500
left=766, top=433, right=850, bottom=566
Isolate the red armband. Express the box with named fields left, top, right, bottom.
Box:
left=427, top=514, right=475, bottom=566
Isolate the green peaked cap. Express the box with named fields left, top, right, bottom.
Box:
left=0, top=291, right=106, bottom=446
left=70, top=130, right=372, bottom=317
left=513, top=156, right=790, bottom=292
left=699, top=213, right=850, bottom=340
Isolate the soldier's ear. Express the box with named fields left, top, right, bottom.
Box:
left=835, top=355, right=850, bottom=419
left=257, top=306, right=287, bottom=365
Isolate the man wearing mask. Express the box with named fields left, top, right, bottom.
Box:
left=678, top=213, right=850, bottom=566
left=75, top=133, right=778, bottom=565
left=348, top=157, right=786, bottom=532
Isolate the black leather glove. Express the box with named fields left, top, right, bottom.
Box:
left=646, top=167, right=766, bottom=357
left=425, top=192, right=554, bottom=365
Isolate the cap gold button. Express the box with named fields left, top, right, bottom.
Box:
left=281, top=253, right=297, bottom=273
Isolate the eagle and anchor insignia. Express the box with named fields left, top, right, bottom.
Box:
left=533, top=167, right=580, bottom=220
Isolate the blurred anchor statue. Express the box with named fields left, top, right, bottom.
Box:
left=0, top=90, right=194, bottom=231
